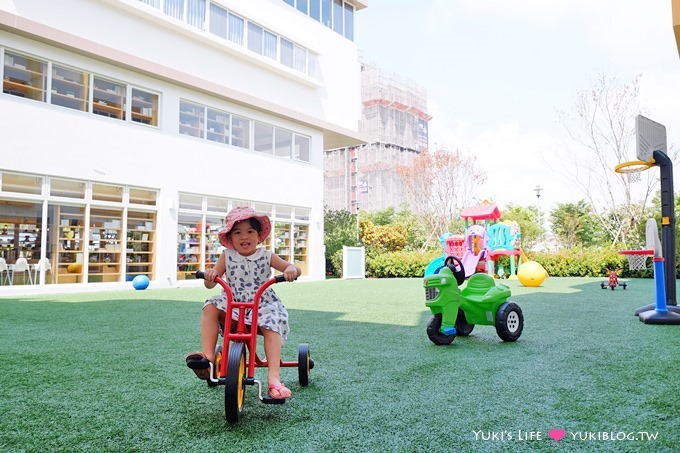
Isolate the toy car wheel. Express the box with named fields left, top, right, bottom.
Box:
left=495, top=302, right=523, bottom=342
left=455, top=309, right=475, bottom=336
left=298, top=343, right=311, bottom=387
left=426, top=314, right=456, bottom=345
left=622, top=283, right=628, bottom=290
left=224, top=342, right=246, bottom=424
left=600, top=282, right=607, bottom=289
left=208, top=343, right=222, bottom=387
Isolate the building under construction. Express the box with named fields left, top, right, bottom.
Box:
left=324, top=61, right=431, bottom=213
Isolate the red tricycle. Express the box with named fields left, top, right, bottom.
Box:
left=195, top=270, right=314, bottom=424
left=600, top=268, right=627, bottom=290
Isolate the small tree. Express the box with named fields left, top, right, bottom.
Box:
left=558, top=74, right=655, bottom=248
left=501, top=204, right=541, bottom=251
left=323, top=208, right=359, bottom=273
left=549, top=200, right=605, bottom=248
left=398, top=148, right=486, bottom=248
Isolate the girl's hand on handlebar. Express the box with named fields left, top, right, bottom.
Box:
left=282, top=265, right=298, bottom=282
left=203, top=269, right=218, bottom=282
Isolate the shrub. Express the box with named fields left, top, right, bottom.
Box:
left=528, top=247, right=653, bottom=278
left=359, top=219, right=407, bottom=256
left=330, top=249, right=344, bottom=278
left=366, top=250, right=440, bottom=278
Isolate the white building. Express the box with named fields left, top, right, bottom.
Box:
left=0, top=0, right=366, bottom=294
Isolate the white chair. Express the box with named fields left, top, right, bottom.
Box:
left=11, top=257, right=34, bottom=285
left=33, top=257, right=53, bottom=284
left=0, top=258, right=10, bottom=285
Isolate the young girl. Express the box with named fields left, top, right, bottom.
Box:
left=185, top=206, right=301, bottom=399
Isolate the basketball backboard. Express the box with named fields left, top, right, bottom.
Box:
left=636, top=115, right=667, bottom=162
left=645, top=218, right=663, bottom=258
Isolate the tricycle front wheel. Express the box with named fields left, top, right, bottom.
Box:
left=426, top=314, right=456, bottom=345
left=224, top=342, right=246, bottom=424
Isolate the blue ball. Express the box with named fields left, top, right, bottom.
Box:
left=132, top=275, right=150, bottom=290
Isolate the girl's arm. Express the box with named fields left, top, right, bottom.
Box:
left=203, top=251, right=226, bottom=289
left=270, top=253, right=301, bottom=282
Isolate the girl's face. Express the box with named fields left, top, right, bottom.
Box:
left=229, top=220, right=260, bottom=256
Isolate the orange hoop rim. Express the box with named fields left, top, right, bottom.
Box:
left=614, top=160, right=654, bottom=174
left=618, top=249, right=654, bottom=256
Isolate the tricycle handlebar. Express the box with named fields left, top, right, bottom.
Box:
left=195, top=270, right=290, bottom=284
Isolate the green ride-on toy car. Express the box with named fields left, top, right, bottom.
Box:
left=424, top=256, right=524, bottom=345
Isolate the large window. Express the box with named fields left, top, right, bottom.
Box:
left=0, top=171, right=158, bottom=286
left=178, top=100, right=311, bottom=162
left=284, top=0, right=355, bottom=41
left=136, top=1, right=317, bottom=77
left=3, top=49, right=159, bottom=127
left=176, top=194, right=310, bottom=278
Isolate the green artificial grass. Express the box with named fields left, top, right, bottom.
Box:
left=1, top=277, right=679, bottom=452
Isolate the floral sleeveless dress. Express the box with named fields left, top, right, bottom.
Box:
left=203, top=248, right=289, bottom=341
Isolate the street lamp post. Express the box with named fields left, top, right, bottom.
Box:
left=534, top=185, right=543, bottom=244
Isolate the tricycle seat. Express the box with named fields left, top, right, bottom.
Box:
left=461, top=273, right=511, bottom=304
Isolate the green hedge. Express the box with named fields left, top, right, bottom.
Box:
left=528, top=248, right=653, bottom=278
left=328, top=247, right=667, bottom=279
left=366, top=251, right=440, bottom=278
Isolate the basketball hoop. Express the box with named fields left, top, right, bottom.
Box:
left=614, top=160, right=654, bottom=184
left=619, top=249, right=654, bottom=271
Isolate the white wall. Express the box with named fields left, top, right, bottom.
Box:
left=0, top=0, right=364, bottom=288
left=1, top=0, right=362, bottom=131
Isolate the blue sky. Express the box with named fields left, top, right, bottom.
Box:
left=354, top=0, right=680, bottom=212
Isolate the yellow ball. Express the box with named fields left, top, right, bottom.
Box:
left=517, top=261, right=548, bottom=287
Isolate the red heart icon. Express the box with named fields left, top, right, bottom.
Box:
left=549, top=429, right=566, bottom=442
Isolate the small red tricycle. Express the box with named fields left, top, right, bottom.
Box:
left=195, top=270, right=314, bottom=424
left=600, top=268, right=627, bottom=290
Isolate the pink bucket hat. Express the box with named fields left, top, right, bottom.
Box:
left=217, top=206, right=271, bottom=249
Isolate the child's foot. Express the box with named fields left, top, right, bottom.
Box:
left=268, top=382, right=292, bottom=399
left=185, top=352, right=211, bottom=380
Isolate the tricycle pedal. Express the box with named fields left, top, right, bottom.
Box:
left=261, top=395, right=286, bottom=405
left=254, top=379, right=286, bottom=405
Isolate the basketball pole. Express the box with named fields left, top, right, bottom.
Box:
left=654, top=150, right=677, bottom=308
left=634, top=150, right=680, bottom=321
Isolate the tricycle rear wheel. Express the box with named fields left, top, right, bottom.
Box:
left=298, top=343, right=311, bottom=386
left=224, top=342, right=246, bottom=424
left=207, top=343, right=222, bottom=387
left=495, top=302, right=523, bottom=342
left=426, top=314, right=456, bottom=345
left=455, top=309, right=475, bottom=336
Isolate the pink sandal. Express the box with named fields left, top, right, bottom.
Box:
left=268, top=382, right=292, bottom=399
